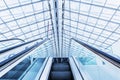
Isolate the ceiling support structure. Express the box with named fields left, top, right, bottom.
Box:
left=61, top=0, right=65, bottom=57
left=55, top=0, right=60, bottom=57
left=50, top=0, right=60, bottom=57
left=72, top=38, right=120, bottom=68
left=47, top=0, right=57, bottom=56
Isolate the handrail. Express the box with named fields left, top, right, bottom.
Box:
left=18, top=57, right=49, bottom=80
left=0, top=37, right=43, bottom=54
left=39, top=57, right=53, bottom=80
left=38, top=57, right=50, bottom=80
left=0, top=38, right=49, bottom=77
left=0, top=38, right=25, bottom=42
left=71, top=57, right=84, bottom=80
left=69, top=57, right=84, bottom=80
left=19, top=59, right=39, bottom=79
left=71, top=38, right=120, bottom=68
left=0, top=38, right=48, bottom=67
left=72, top=57, right=92, bottom=80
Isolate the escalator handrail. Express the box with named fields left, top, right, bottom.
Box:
left=71, top=56, right=84, bottom=80
left=0, top=38, right=48, bottom=68
left=39, top=57, right=53, bottom=80
left=37, top=57, right=50, bottom=80
left=72, top=38, right=120, bottom=68
left=18, top=57, right=49, bottom=80
left=0, top=37, right=43, bottom=54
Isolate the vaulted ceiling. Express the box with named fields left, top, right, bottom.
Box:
left=0, top=0, right=120, bottom=57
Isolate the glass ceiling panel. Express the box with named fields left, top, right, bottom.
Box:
left=0, top=0, right=120, bottom=57
left=0, top=0, right=55, bottom=54
left=61, top=0, right=120, bottom=56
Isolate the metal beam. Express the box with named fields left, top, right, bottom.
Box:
left=1, top=18, right=50, bottom=34
left=0, top=10, right=49, bottom=25
left=64, top=17, right=120, bottom=35
left=63, top=30, right=110, bottom=46
left=72, top=38, right=120, bottom=68
left=0, top=0, right=47, bottom=12
left=54, top=0, right=60, bottom=57
left=68, top=0, right=120, bottom=11
left=47, top=0, right=58, bottom=56
left=50, top=0, right=59, bottom=57
left=61, top=0, right=65, bottom=57
left=64, top=9, right=120, bottom=25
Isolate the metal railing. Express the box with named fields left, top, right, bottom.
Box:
left=0, top=37, right=43, bottom=54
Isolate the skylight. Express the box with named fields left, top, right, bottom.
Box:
left=0, top=0, right=120, bottom=57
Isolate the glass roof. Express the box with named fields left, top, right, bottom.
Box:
left=61, top=0, right=120, bottom=56
left=0, top=0, right=120, bottom=57
left=0, top=0, right=54, bottom=50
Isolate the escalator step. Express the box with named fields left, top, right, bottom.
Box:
left=53, top=62, right=69, bottom=65
left=50, top=71, right=73, bottom=80
left=52, top=63, right=70, bottom=71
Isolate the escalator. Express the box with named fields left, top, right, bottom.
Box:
left=0, top=57, right=83, bottom=80
left=48, top=58, right=74, bottom=80
left=0, top=58, right=31, bottom=80
left=0, top=58, right=46, bottom=80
